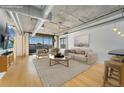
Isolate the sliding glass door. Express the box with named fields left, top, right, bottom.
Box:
left=29, top=35, right=53, bottom=54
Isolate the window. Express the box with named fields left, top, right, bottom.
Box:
left=29, top=36, right=53, bottom=48
left=60, top=38, right=66, bottom=49
left=29, top=35, right=53, bottom=54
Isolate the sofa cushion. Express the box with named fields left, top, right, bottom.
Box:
left=65, top=48, right=97, bottom=65
left=80, top=50, right=85, bottom=55
left=70, top=48, right=85, bottom=55
left=70, top=50, right=76, bottom=53
left=86, top=51, right=97, bottom=65
left=74, top=49, right=80, bottom=53
left=76, top=50, right=85, bottom=55
left=74, top=54, right=87, bottom=62
left=78, top=47, right=93, bottom=53
left=68, top=53, right=75, bottom=59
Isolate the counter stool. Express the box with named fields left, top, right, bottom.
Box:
left=103, top=60, right=123, bottom=87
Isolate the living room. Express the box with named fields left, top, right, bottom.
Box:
left=0, top=4, right=124, bottom=88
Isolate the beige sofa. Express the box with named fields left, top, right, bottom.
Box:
left=64, top=48, right=97, bottom=65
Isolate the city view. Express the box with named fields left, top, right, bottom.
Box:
left=29, top=36, right=53, bottom=54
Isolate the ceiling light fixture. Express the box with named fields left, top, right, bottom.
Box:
left=112, top=21, right=118, bottom=32
left=112, top=27, right=118, bottom=32
left=112, top=6, right=124, bottom=37
left=117, top=31, right=121, bottom=35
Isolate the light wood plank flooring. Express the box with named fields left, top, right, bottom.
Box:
left=63, top=63, right=104, bottom=87
left=0, top=56, right=105, bottom=87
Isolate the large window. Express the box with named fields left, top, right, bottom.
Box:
left=29, top=35, right=53, bottom=54
left=60, top=38, right=66, bottom=49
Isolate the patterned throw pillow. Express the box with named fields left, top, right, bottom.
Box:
left=71, top=50, right=76, bottom=53
left=81, top=51, right=85, bottom=55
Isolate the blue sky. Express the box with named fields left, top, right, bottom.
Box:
left=7, top=25, right=15, bottom=37
left=29, top=37, right=53, bottom=45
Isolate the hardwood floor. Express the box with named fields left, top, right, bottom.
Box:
left=63, top=63, right=104, bottom=87
left=0, top=56, right=105, bottom=87
left=0, top=56, right=42, bottom=87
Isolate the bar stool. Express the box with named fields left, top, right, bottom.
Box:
left=103, top=60, right=123, bottom=87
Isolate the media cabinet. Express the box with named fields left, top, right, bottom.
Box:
left=0, top=52, right=14, bottom=72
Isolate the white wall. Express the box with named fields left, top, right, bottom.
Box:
left=60, top=20, right=124, bottom=62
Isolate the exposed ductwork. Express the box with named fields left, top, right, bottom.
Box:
left=43, top=5, right=54, bottom=19
left=1, top=5, right=46, bottom=20
left=8, top=11, right=22, bottom=35
left=57, top=8, right=124, bottom=35
left=32, top=20, right=45, bottom=36
left=32, top=5, right=54, bottom=36
left=58, top=13, right=124, bottom=35
left=1, top=5, right=54, bottom=36
left=15, top=13, right=24, bottom=34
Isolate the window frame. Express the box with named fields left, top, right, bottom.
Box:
left=60, top=37, right=66, bottom=49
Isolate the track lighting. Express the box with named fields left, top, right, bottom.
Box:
left=117, top=31, right=121, bottom=35
left=112, top=27, right=118, bottom=32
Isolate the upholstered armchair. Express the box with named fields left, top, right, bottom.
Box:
left=49, top=48, right=60, bottom=55
left=36, top=49, right=48, bottom=58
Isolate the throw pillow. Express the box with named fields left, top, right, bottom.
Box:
left=81, top=51, right=85, bottom=55
left=71, top=50, right=76, bottom=53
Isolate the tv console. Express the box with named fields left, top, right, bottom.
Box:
left=0, top=51, right=14, bottom=72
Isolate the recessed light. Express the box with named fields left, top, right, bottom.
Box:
left=112, top=27, right=117, bottom=32
left=117, top=31, right=121, bottom=35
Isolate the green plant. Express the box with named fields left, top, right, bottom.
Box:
left=53, top=48, right=60, bottom=54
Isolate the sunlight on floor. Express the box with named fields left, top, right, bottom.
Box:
left=0, top=72, right=6, bottom=79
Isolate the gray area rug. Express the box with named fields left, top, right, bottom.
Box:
left=33, top=58, right=90, bottom=87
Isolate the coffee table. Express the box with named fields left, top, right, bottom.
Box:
left=49, top=54, right=70, bottom=67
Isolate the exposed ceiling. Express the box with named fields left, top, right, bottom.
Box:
left=1, top=5, right=124, bottom=35
left=33, top=5, right=46, bottom=10
left=51, top=5, right=124, bottom=33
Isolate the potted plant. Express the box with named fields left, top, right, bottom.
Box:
left=53, top=48, right=64, bottom=58
left=53, top=48, right=60, bottom=55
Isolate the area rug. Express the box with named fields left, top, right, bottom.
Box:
left=33, top=58, right=90, bottom=87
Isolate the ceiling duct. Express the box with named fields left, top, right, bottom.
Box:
left=47, top=12, right=52, bottom=21
left=69, top=14, right=124, bottom=34
left=8, top=11, right=22, bottom=35
left=32, top=5, right=54, bottom=36
left=57, top=8, right=124, bottom=35
left=1, top=5, right=46, bottom=20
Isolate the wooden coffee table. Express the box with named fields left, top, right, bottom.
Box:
left=49, top=54, right=70, bottom=67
